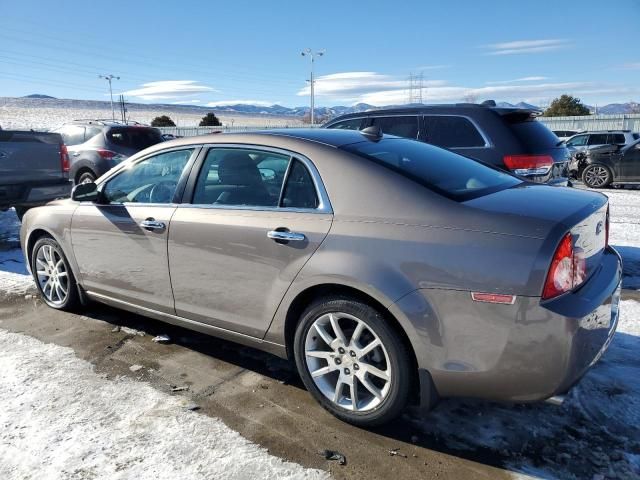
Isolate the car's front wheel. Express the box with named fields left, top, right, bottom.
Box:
left=293, top=296, right=411, bottom=427
left=31, top=237, right=79, bottom=311
left=582, top=164, right=612, bottom=188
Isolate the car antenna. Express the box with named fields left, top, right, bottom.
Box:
left=359, top=125, right=383, bottom=141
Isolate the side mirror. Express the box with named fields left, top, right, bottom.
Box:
left=71, top=182, right=101, bottom=202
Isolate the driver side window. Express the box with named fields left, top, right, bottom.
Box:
left=103, top=149, right=194, bottom=204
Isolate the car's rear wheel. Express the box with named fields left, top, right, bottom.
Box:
left=293, top=296, right=411, bottom=427
left=582, top=164, right=612, bottom=189
left=77, top=170, right=96, bottom=185
left=31, top=237, right=79, bottom=311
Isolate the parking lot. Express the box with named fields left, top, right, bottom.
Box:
left=0, top=185, right=638, bottom=480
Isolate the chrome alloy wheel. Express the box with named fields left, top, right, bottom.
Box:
left=35, top=244, right=69, bottom=305
left=584, top=165, right=609, bottom=187
left=304, top=312, right=392, bottom=412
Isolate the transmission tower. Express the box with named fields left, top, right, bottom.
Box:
left=407, top=72, right=425, bottom=105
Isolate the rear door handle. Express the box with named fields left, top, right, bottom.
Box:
left=267, top=230, right=306, bottom=242
left=140, top=219, right=166, bottom=231
left=71, top=152, right=80, bottom=157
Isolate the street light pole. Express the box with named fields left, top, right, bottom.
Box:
left=99, top=74, right=120, bottom=121
left=301, top=49, right=324, bottom=126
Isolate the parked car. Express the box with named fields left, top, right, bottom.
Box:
left=564, top=130, right=640, bottom=154
left=52, top=120, right=164, bottom=185
left=553, top=129, right=580, bottom=141
left=323, top=102, right=570, bottom=186
left=21, top=129, right=620, bottom=426
left=570, top=138, right=640, bottom=188
left=0, top=129, right=71, bottom=220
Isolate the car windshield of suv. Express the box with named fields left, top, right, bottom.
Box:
left=341, top=138, right=521, bottom=201
left=107, top=127, right=163, bottom=150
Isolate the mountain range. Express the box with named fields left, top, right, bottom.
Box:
left=8, top=95, right=640, bottom=118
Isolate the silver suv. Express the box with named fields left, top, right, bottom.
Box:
left=565, top=130, right=640, bottom=153
left=52, top=120, right=163, bottom=185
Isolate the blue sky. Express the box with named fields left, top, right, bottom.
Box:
left=1, top=0, right=639, bottom=107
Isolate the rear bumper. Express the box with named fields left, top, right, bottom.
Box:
left=0, top=179, right=71, bottom=208
left=392, top=247, right=622, bottom=404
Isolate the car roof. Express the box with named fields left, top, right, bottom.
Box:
left=156, top=128, right=387, bottom=150
left=323, top=103, right=540, bottom=124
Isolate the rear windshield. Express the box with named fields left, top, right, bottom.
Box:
left=340, top=138, right=521, bottom=201
left=107, top=127, right=163, bottom=150
left=505, top=116, right=560, bottom=149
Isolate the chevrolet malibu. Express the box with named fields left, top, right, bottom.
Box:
left=20, top=129, right=621, bottom=426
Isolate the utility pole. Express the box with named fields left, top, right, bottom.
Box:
left=301, top=49, right=324, bottom=125
left=98, top=74, right=120, bottom=121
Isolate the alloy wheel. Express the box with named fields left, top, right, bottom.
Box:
left=35, top=244, right=69, bottom=305
left=304, top=312, right=392, bottom=412
left=584, top=166, right=609, bottom=187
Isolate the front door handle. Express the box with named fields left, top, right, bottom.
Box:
left=71, top=152, right=80, bottom=157
left=267, top=230, right=306, bottom=242
left=140, top=219, right=166, bottom=231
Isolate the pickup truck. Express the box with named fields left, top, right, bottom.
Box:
left=0, top=129, right=72, bottom=220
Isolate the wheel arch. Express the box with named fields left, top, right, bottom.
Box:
left=281, top=282, right=424, bottom=406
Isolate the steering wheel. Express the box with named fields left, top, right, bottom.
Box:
left=149, top=181, right=177, bottom=203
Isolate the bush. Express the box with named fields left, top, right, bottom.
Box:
left=543, top=95, right=591, bottom=117
left=199, top=112, right=222, bottom=127
left=150, top=115, right=176, bottom=127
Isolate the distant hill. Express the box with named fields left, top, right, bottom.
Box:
left=22, top=94, right=57, bottom=99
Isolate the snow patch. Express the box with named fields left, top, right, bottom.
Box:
left=0, top=329, right=328, bottom=480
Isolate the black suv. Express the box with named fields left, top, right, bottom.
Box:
left=323, top=102, right=569, bottom=185
left=53, top=120, right=164, bottom=184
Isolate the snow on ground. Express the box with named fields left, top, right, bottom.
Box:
left=0, top=329, right=328, bottom=480
left=0, top=209, right=34, bottom=297
left=603, top=188, right=640, bottom=289
left=0, top=102, right=304, bottom=130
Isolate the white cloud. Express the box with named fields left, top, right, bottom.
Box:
left=296, top=72, right=445, bottom=101
left=296, top=70, right=637, bottom=106
left=621, top=62, right=640, bottom=70
left=170, top=99, right=202, bottom=104
left=121, top=81, right=215, bottom=100
left=205, top=100, right=277, bottom=107
left=484, top=39, right=570, bottom=55
left=486, top=76, right=549, bottom=85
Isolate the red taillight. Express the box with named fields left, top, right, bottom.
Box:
left=503, top=154, right=553, bottom=175
left=542, top=233, right=586, bottom=300
left=60, top=144, right=70, bottom=172
left=97, top=149, right=116, bottom=159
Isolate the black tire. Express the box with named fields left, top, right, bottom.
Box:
left=76, top=170, right=96, bottom=185
left=293, top=296, right=412, bottom=427
left=30, top=236, right=80, bottom=311
left=13, top=206, right=30, bottom=221
left=582, top=164, right=612, bottom=189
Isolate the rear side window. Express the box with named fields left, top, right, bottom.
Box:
left=281, top=159, right=318, bottom=209
left=327, top=118, right=363, bottom=130
left=566, top=134, right=588, bottom=146
left=341, top=138, right=521, bottom=201
left=588, top=134, right=609, bottom=145
left=57, top=126, right=85, bottom=146
left=85, top=126, right=103, bottom=140
left=107, top=128, right=163, bottom=150
left=424, top=116, right=485, bottom=148
left=611, top=134, right=626, bottom=144
left=505, top=116, right=559, bottom=149
left=371, top=116, right=419, bottom=139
